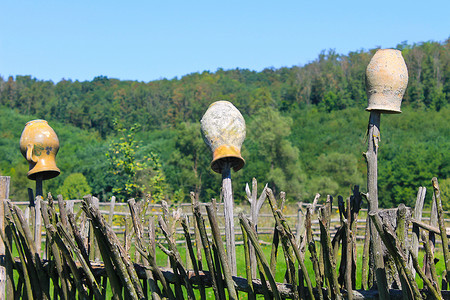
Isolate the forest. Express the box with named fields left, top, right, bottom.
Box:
left=0, top=39, right=448, bottom=208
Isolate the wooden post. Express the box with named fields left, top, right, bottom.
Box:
left=245, top=178, right=267, bottom=278
left=433, top=177, right=450, bottom=286
left=295, top=202, right=304, bottom=246
left=28, top=175, right=43, bottom=258
left=66, top=200, right=74, bottom=214
left=35, top=175, right=43, bottom=197
left=192, top=202, right=221, bottom=300
left=425, top=192, right=438, bottom=284
left=34, top=196, right=42, bottom=256
left=206, top=203, right=238, bottom=300
left=89, top=196, right=101, bottom=262
left=0, top=176, right=10, bottom=300
left=222, top=161, right=237, bottom=276
left=411, top=187, right=426, bottom=278
left=365, top=111, right=390, bottom=299
left=108, top=196, right=116, bottom=227
left=369, top=212, right=422, bottom=300
left=345, top=196, right=353, bottom=300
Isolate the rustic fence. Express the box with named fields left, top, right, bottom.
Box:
left=10, top=197, right=450, bottom=247
left=0, top=176, right=449, bottom=299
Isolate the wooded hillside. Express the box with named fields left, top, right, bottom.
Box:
left=0, top=39, right=449, bottom=207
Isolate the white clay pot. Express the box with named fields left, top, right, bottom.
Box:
left=200, top=101, right=246, bottom=173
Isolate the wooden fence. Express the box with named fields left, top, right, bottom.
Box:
left=10, top=199, right=450, bottom=246
left=0, top=177, right=449, bottom=299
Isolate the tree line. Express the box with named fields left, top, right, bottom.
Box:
left=0, top=39, right=448, bottom=207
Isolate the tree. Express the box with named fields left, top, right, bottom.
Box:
left=311, top=152, right=363, bottom=197
left=440, top=178, right=450, bottom=211
left=166, top=122, right=214, bottom=201
left=245, top=108, right=306, bottom=200
left=106, top=122, right=167, bottom=201
left=57, top=173, right=92, bottom=200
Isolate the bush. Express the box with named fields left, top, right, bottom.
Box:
left=57, top=173, right=92, bottom=200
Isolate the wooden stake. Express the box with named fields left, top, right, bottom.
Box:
left=33, top=175, right=43, bottom=260
left=0, top=176, right=10, bottom=300
left=365, top=111, right=390, bottom=299
left=239, top=220, right=255, bottom=300
left=239, top=214, right=281, bottom=300
left=108, top=196, right=116, bottom=227
left=192, top=202, right=221, bottom=300
left=34, top=196, right=42, bottom=257
left=222, top=161, right=237, bottom=276
left=306, top=207, right=323, bottom=300
left=41, top=201, right=70, bottom=300
left=428, top=193, right=439, bottom=286
left=433, top=177, right=450, bottom=285
left=35, top=175, right=43, bottom=198
left=266, top=188, right=314, bottom=300
left=319, top=206, right=341, bottom=300
left=369, top=211, right=421, bottom=300
left=421, top=231, right=441, bottom=297
left=245, top=178, right=267, bottom=278
left=345, top=196, right=353, bottom=300
left=189, top=192, right=205, bottom=299
left=158, top=216, right=196, bottom=300
left=128, top=199, right=161, bottom=299
left=411, top=187, right=425, bottom=279
left=206, top=203, right=238, bottom=300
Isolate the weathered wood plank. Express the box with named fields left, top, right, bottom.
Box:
left=411, top=187, right=426, bottom=278
left=365, top=112, right=390, bottom=300
left=0, top=176, right=10, bottom=300
left=222, top=162, right=237, bottom=276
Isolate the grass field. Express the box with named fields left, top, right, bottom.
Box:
left=148, top=240, right=446, bottom=298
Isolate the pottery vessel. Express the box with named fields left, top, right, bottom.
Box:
left=19, top=119, right=60, bottom=180
left=365, top=49, right=408, bottom=113
left=200, top=101, right=246, bottom=173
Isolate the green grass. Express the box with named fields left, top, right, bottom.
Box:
left=150, top=241, right=446, bottom=297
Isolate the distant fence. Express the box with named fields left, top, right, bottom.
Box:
left=11, top=199, right=450, bottom=245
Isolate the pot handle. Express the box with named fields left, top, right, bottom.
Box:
left=26, top=144, right=38, bottom=163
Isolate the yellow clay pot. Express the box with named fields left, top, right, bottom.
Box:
left=19, top=119, right=60, bottom=180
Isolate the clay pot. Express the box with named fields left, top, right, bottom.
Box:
left=200, top=101, right=246, bottom=173
left=19, top=120, right=60, bottom=180
left=365, top=49, right=408, bottom=113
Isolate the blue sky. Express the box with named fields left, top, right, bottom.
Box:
left=1, top=0, right=449, bottom=83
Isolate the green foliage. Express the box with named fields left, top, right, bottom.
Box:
left=0, top=39, right=449, bottom=206
left=307, top=176, right=340, bottom=198
left=310, top=152, right=363, bottom=197
left=1, top=40, right=448, bottom=138
left=289, top=107, right=367, bottom=200
left=106, top=122, right=167, bottom=201
left=57, top=173, right=92, bottom=199
left=377, top=106, right=450, bottom=207
left=245, top=108, right=306, bottom=200
left=440, top=178, right=450, bottom=211
left=166, top=122, right=217, bottom=201
left=1, top=162, right=34, bottom=201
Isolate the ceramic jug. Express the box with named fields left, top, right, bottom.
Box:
left=19, top=119, right=60, bottom=180
left=365, top=49, right=408, bottom=113
left=200, top=101, right=246, bottom=173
